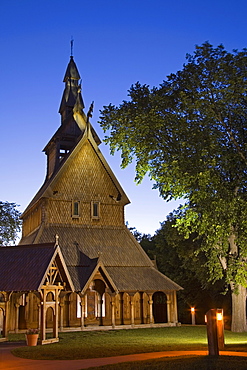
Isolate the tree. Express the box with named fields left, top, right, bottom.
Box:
left=139, top=213, right=231, bottom=326
left=99, top=42, right=247, bottom=331
left=0, top=201, right=22, bottom=246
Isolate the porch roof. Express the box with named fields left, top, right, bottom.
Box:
left=0, top=244, right=73, bottom=292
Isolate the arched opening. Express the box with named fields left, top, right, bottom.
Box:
left=18, top=294, right=27, bottom=330
left=46, top=292, right=55, bottom=301
left=46, top=306, right=54, bottom=329
left=153, top=291, right=167, bottom=323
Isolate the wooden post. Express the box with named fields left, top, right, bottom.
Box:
left=148, top=294, right=154, bottom=325
left=206, top=309, right=219, bottom=356
left=80, top=295, right=85, bottom=330
left=54, top=288, right=59, bottom=339
left=130, top=295, right=135, bottom=327
left=14, top=303, right=20, bottom=333
left=59, top=299, right=64, bottom=332
left=40, top=290, right=46, bottom=343
left=173, top=291, right=178, bottom=323
left=110, top=295, right=116, bottom=328
left=167, top=299, right=171, bottom=323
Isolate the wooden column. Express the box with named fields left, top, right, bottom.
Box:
left=54, top=288, right=59, bottom=339
left=98, top=294, right=103, bottom=326
left=80, top=295, right=85, bottom=330
left=173, top=291, right=178, bottom=323
left=38, top=304, right=41, bottom=332
left=2, top=307, right=7, bottom=338
left=148, top=293, right=154, bottom=324
left=167, top=296, right=171, bottom=323
left=129, top=294, right=135, bottom=327
left=40, top=291, right=46, bottom=343
left=59, top=298, right=64, bottom=332
left=110, top=295, right=116, bottom=328
left=2, top=293, right=10, bottom=338
left=14, top=303, right=20, bottom=333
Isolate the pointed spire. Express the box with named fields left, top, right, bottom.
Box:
left=63, top=56, right=81, bottom=82
left=59, top=56, right=85, bottom=122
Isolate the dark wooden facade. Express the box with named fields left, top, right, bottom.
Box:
left=0, top=57, right=182, bottom=339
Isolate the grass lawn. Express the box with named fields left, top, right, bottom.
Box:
left=9, top=326, right=247, bottom=362
left=88, top=356, right=247, bottom=370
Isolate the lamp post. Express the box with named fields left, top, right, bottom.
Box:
left=216, top=309, right=224, bottom=350
left=191, top=307, right=195, bottom=325
left=206, top=308, right=225, bottom=355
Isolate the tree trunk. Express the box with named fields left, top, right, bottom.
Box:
left=231, top=284, right=247, bottom=332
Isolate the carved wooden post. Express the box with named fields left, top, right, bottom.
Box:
left=40, top=290, right=46, bottom=343
left=98, top=294, right=103, bottom=326
left=172, top=291, right=178, bottom=323
left=59, top=297, right=64, bottom=332
left=167, top=295, right=171, bottom=323
left=54, top=288, right=59, bottom=339
left=110, top=295, right=116, bottom=328
left=148, top=293, right=154, bottom=324
left=129, top=294, right=135, bottom=327
left=80, top=295, right=85, bottom=330
left=3, top=293, right=11, bottom=338
left=14, top=303, right=20, bottom=333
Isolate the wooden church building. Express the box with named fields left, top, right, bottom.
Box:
left=0, top=56, right=182, bottom=341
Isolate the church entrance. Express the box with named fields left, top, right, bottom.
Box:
left=152, top=292, right=167, bottom=323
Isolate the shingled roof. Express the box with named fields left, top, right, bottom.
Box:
left=20, top=225, right=182, bottom=293
left=0, top=244, right=73, bottom=292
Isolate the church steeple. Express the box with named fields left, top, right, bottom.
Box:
left=43, top=57, right=86, bottom=180
left=59, top=56, right=85, bottom=122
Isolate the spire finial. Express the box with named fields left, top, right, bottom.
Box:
left=70, top=37, right=74, bottom=57
left=55, top=234, right=59, bottom=246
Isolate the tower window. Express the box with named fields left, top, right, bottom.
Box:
left=91, top=201, right=100, bottom=219
left=72, top=201, right=80, bottom=218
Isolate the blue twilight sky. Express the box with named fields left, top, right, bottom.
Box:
left=0, top=0, right=246, bottom=235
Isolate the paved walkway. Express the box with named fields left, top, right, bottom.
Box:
left=1, top=343, right=247, bottom=370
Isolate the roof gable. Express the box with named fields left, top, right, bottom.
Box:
left=22, top=121, right=129, bottom=217
left=0, top=244, right=74, bottom=292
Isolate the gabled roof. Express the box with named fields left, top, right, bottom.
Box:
left=0, top=244, right=74, bottom=292
left=20, top=226, right=182, bottom=292
left=21, top=123, right=130, bottom=217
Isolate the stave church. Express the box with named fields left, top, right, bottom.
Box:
left=0, top=55, right=182, bottom=343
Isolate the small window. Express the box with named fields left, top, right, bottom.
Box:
left=91, top=201, right=100, bottom=219
left=72, top=201, right=80, bottom=218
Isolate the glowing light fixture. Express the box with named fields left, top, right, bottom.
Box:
left=216, top=312, right=223, bottom=321
left=191, top=306, right=196, bottom=325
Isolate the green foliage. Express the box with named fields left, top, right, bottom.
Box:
left=0, top=201, right=21, bottom=246
left=137, top=215, right=231, bottom=324
left=99, top=42, right=247, bottom=292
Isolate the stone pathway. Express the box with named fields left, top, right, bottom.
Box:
left=1, top=342, right=247, bottom=370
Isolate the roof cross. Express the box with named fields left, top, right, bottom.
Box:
left=70, top=37, right=74, bottom=57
